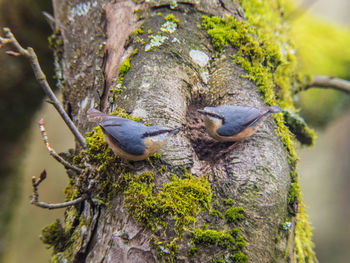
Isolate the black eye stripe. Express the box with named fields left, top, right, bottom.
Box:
left=199, top=110, right=225, bottom=121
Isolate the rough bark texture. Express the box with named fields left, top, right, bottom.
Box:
left=52, top=0, right=294, bottom=262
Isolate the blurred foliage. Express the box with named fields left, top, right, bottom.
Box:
left=292, top=14, right=350, bottom=126
left=0, top=0, right=53, bottom=143
left=0, top=0, right=53, bottom=261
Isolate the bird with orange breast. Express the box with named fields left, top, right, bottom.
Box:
left=198, top=105, right=282, bottom=142
left=87, top=109, right=180, bottom=161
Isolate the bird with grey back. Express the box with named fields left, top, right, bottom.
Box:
left=198, top=105, right=282, bottom=142
left=87, top=109, right=180, bottom=161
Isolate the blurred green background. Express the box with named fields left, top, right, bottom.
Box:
left=0, top=0, right=350, bottom=262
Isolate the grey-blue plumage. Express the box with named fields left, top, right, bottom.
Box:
left=198, top=105, right=282, bottom=142
left=87, top=109, right=180, bottom=160
left=100, top=116, right=148, bottom=155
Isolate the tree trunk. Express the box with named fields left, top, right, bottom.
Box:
left=46, top=0, right=316, bottom=262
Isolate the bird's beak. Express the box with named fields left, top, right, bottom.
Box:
left=170, top=127, right=181, bottom=135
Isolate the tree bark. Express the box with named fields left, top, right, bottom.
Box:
left=48, top=0, right=307, bottom=262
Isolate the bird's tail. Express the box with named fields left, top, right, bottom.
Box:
left=268, top=106, right=282, bottom=114
left=87, top=109, right=109, bottom=122
left=249, top=105, right=282, bottom=127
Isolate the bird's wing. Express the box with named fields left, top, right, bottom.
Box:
left=100, top=115, right=131, bottom=127
left=215, top=106, right=268, bottom=136
left=100, top=120, right=146, bottom=156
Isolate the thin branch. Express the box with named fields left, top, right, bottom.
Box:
left=38, top=118, right=83, bottom=174
left=31, top=170, right=87, bottom=209
left=305, top=75, right=350, bottom=94
left=0, top=27, right=86, bottom=148
left=32, top=196, right=87, bottom=209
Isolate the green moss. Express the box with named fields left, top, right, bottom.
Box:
left=190, top=229, right=234, bottom=248
left=235, top=236, right=246, bottom=250
left=116, top=172, right=212, bottom=261
left=111, top=107, right=140, bottom=121
left=118, top=57, right=130, bottom=77
left=64, top=179, right=79, bottom=201
left=118, top=172, right=211, bottom=233
left=153, top=152, right=162, bottom=159
left=210, top=209, right=224, bottom=219
left=295, top=203, right=317, bottom=263
left=51, top=253, right=67, bottom=263
left=85, top=126, right=116, bottom=168
left=275, top=236, right=280, bottom=243
left=223, top=198, right=235, bottom=206
left=41, top=220, right=66, bottom=250
left=230, top=228, right=240, bottom=237
left=288, top=181, right=301, bottom=205
left=225, top=207, right=245, bottom=224
left=47, top=211, right=94, bottom=262
left=41, top=216, right=87, bottom=262
left=134, top=28, right=143, bottom=36
left=82, top=126, right=123, bottom=204
left=283, top=109, right=316, bottom=146
left=188, top=246, right=198, bottom=256
left=210, top=258, right=225, bottom=263
left=48, top=33, right=63, bottom=50
left=164, top=14, right=180, bottom=24
left=152, top=237, right=179, bottom=262
left=168, top=238, right=179, bottom=261
left=158, top=164, right=166, bottom=174
left=190, top=227, right=247, bottom=262
left=186, top=198, right=247, bottom=261
left=229, top=251, right=248, bottom=263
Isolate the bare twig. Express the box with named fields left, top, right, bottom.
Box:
left=31, top=170, right=87, bottom=209
left=42, top=11, right=56, bottom=31
left=0, top=27, right=86, bottom=148
left=38, top=118, right=83, bottom=174
left=305, top=75, right=350, bottom=94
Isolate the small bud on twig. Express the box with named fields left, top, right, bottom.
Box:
left=5, top=50, right=21, bottom=56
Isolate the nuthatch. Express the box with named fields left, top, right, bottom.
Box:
left=87, top=109, right=180, bottom=161
left=198, top=105, right=282, bottom=142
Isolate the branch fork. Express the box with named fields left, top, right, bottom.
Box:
left=0, top=27, right=86, bottom=148
left=31, top=170, right=88, bottom=209
left=30, top=119, right=92, bottom=209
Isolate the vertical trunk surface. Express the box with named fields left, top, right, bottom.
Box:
left=48, top=0, right=314, bottom=262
